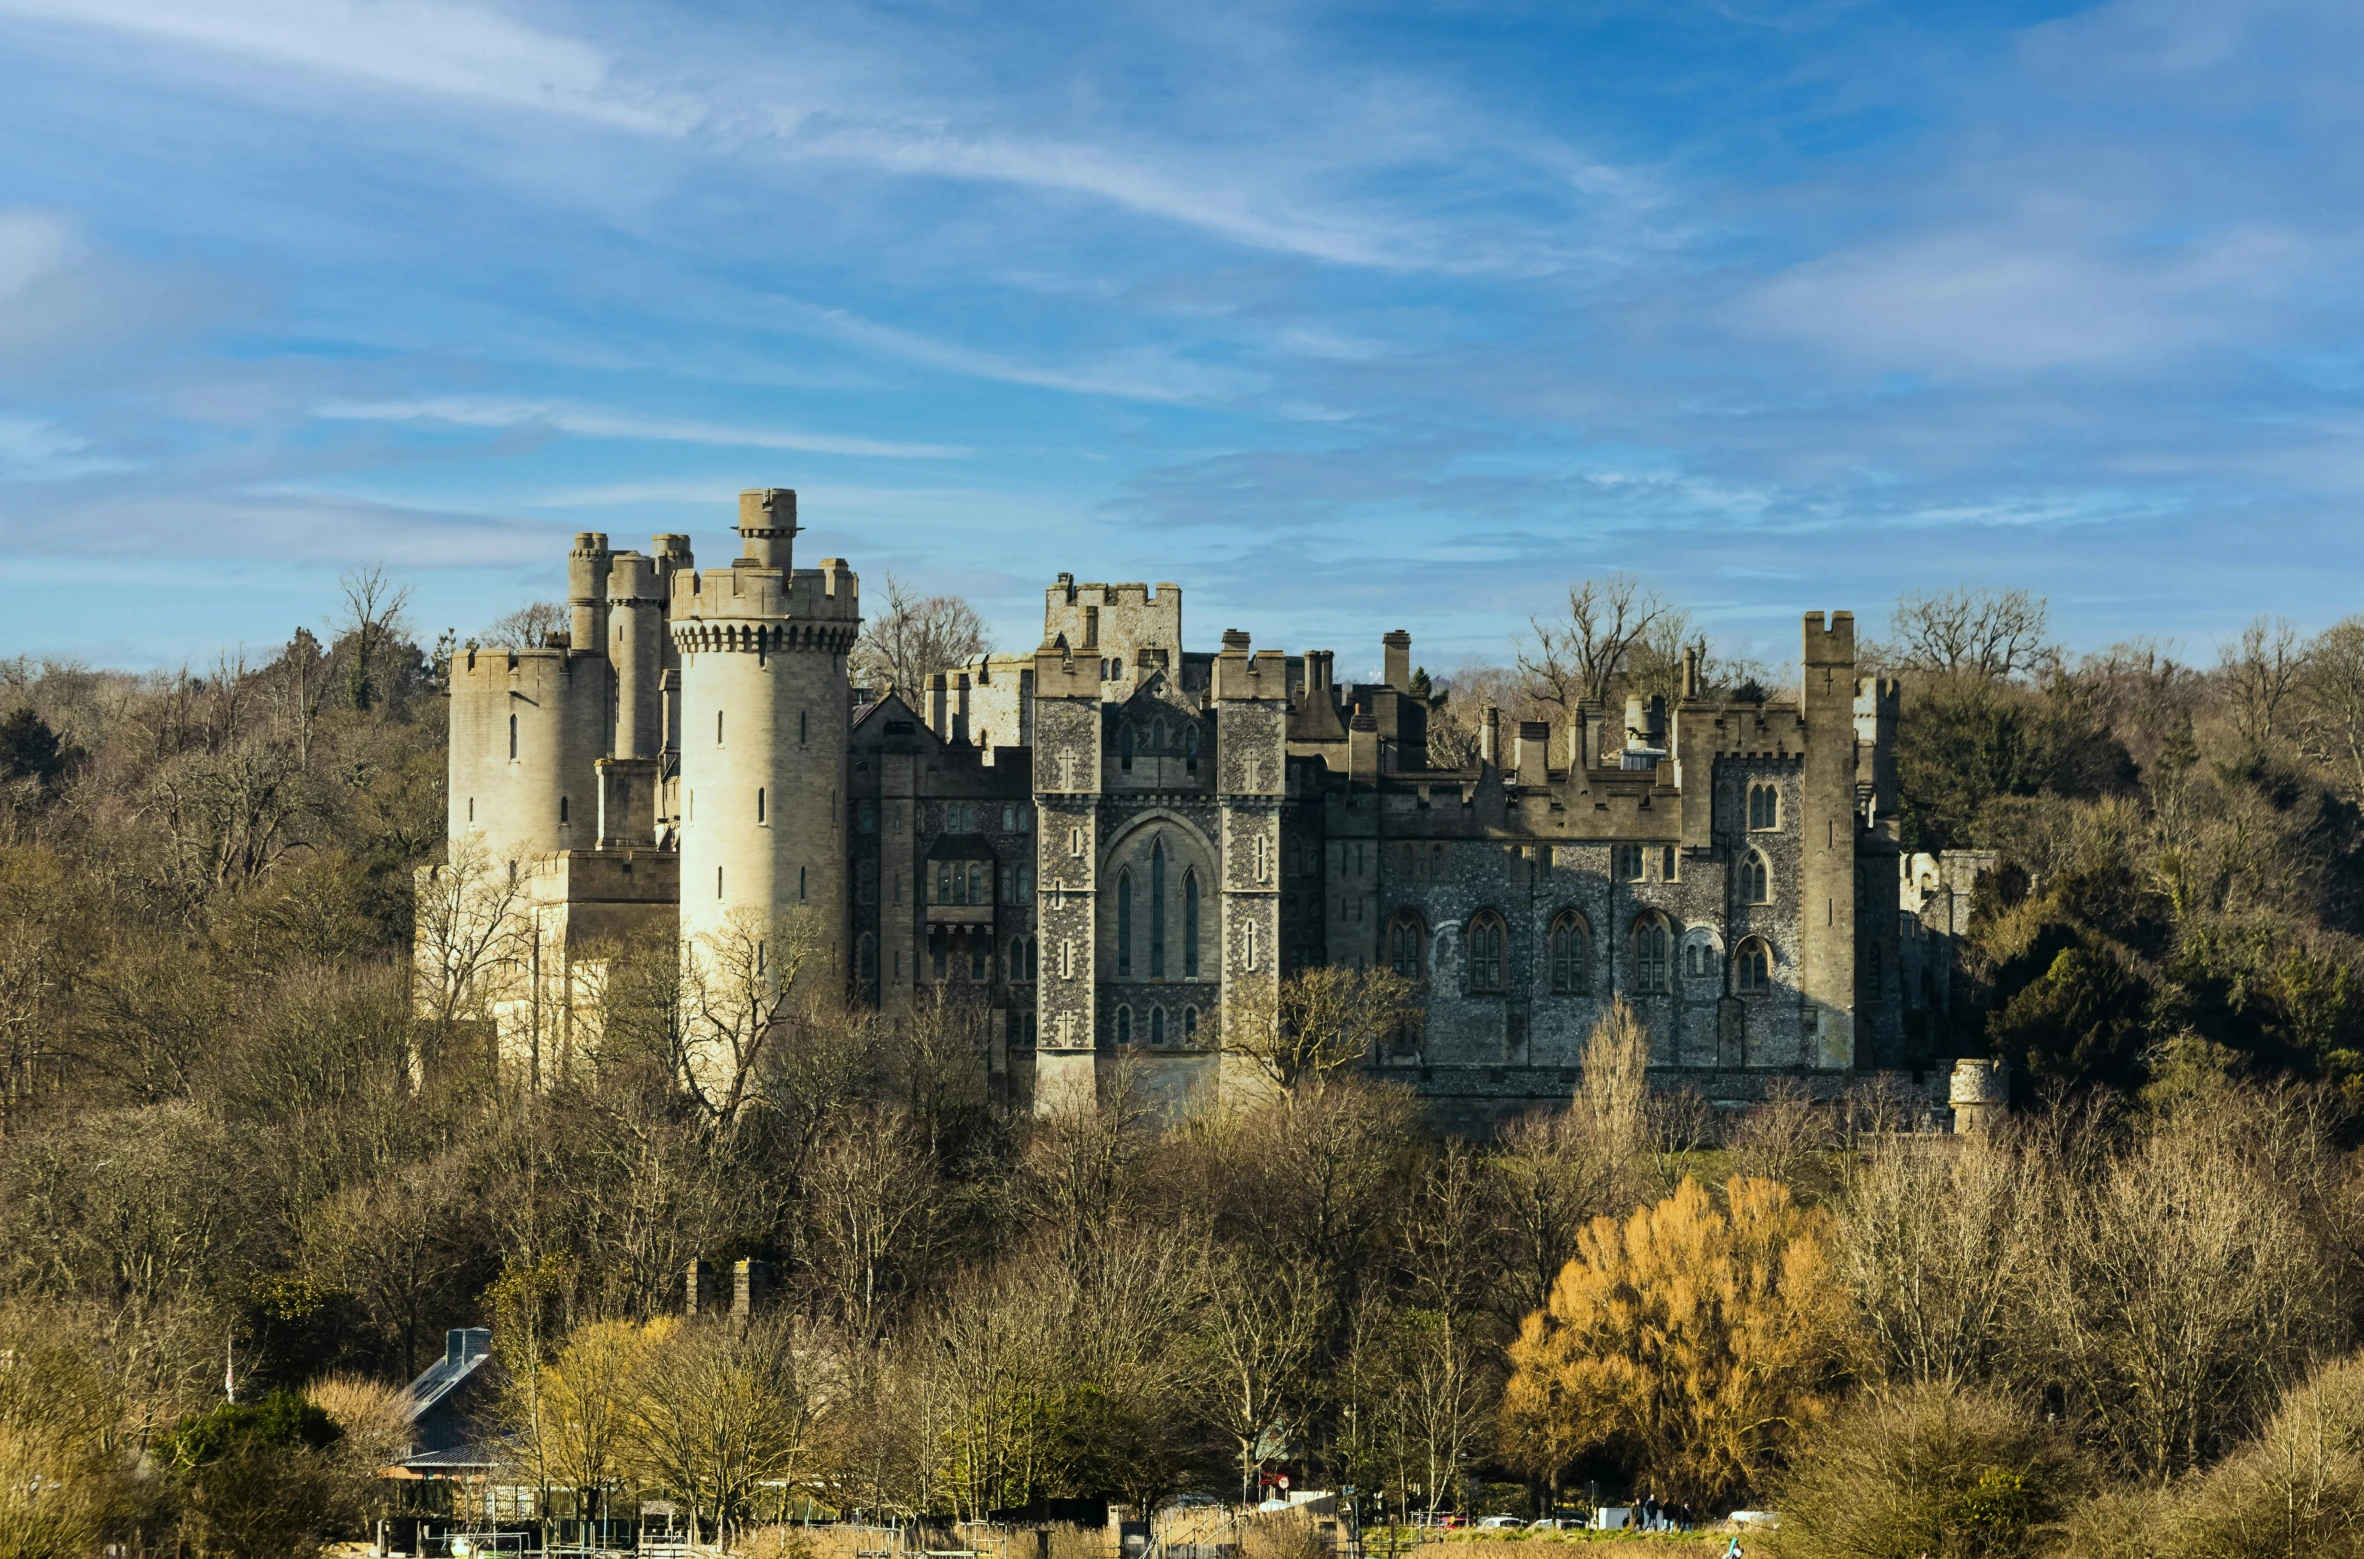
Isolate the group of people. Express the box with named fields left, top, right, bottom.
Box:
left=1628, top=1495, right=1694, bottom=1532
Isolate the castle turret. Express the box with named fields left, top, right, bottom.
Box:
left=447, top=644, right=608, bottom=866
left=673, top=489, right=860, bottom=992
left=569, top=533, right=613, bottom=651
left=1800, top=611, right=1859, bottom=1069
left=609, top=551, right=663, bottom=761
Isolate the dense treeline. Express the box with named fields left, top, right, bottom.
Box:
left=8, top=578, right=2364, bottom=1557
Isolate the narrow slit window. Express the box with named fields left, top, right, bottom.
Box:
left=508, top=713, right=518, bottom=760
left=1151, top=839, right=1168, bottom=977
left=1117, top=871, right=1134, bottom=977
left=757, top=787, right=766, bottom=824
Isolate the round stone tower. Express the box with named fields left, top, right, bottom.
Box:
left=447, top=641, right=608, bottom=868
left=1949, top=1056, right=2009, bottom=1134
left=672, top=489, right=861, bottom=987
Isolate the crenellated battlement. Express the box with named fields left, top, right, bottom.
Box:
left=670, top=561, right=860, bottom=628
left=451, top=643, right=598, bottom=684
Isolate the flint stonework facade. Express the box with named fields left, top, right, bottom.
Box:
left=436, top=490, right=1965, bottom=1127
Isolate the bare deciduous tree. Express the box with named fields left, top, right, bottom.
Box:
left=1888, top=586, right=2051, bottom=681
left=410, top=836, right=533, bottom=1066
left=480, top=601, right=568, bottom=649
left=2222, top=615, right=2308, bottom=751
left=2298, top=616, right=2364, bottom=799
left=1725, top=1077, right=1834, bottom=1196
left=2026, top=1099, right=2340, bottom=1479
left=1576, top=998, right=1651, bottom=1190
left=1517, top=576, right=1667, bottom=715
left=851, top=575, right=989, bottom=696
left=1225, top=965, right=1421, bottom=1098
left=1199, top=1248, right=1326, bottom=1507
left=1487, top=1106, right=1614, bottom=1330
left=494, top=1317, right=663, bottom=1535
left=804, top=1109, right=938, bottom=1346
left=335, top=564, right=415, bottom=713
left=678, top=906, right=828, bottom=1137
left=1838, top=1129, right=2035, bottom=1393
left=628, top=1312, right=835, bottom=1548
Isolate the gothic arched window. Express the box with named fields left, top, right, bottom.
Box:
left=1115, top=1005, right=1132, bottom=1045
left=1743, top=849, right=1770, bottom=904
left=1184, top=869, right=1201, bottom=978
left=1467, top=912, right=1507, bottom=994
left=1119, top=724, right=1135, bottom=771
left=1736, top=937, right=1773, bottom=992
left=1634, top=914, right=1672, bottom=993
left=1150, top=1006, right=1167, bottom=1045
left=1389, top=913, right=1427, bottom=982
left=1116, top=871, right=1133, bottom=977
left=1749, top=783, right=1780, bottom=831
left=1151, top=838, right=1168, bottom=977
left=1549, top=911, right=1589, bottom=994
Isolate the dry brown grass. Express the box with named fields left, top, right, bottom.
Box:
left=1428, top=1537, right=1730, bottom=1558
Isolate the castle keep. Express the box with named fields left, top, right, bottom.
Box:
left=435, top=489, right=1961, bottom=1125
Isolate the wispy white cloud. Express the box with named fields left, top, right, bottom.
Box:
left=783, top=302, right=1258, bottom=404
left=785, top=122, right=1413, bottom=271
left=313, top=397, right=969, bottom=459
left=1739, top=207, right=2309, bottom=374
left=0, top=0, right=1644, bottom=276
left=0, top=0, right=696, bottom=131
left=0, top=416, right=130, bottom=479
left=0, top=209, right=76, bottom=299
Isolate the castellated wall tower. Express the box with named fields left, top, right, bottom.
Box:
left=672, top=489, right=861, bottom=983
left=447, top=532, right=616, bottom=866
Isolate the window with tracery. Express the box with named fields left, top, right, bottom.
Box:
left=1549, top=912, right=1589, bottom=994
left=1389, top=913, right=1426, bottom=982
left=1467, top=912, right=1506, bottom=994
left=1634, top=915, right=1671, bottom=993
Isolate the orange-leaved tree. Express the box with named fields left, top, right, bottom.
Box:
left=1500, top=1174, right=1847, bottom=1509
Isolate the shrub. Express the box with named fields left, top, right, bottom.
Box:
left=1765, top=1384, right=2081, bottom=1559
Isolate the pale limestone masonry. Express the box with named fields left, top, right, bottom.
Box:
left=433, top=489, right=1984, bottom=1126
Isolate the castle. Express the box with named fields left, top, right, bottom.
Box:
left=431, top=489, right=1980, bottom=1126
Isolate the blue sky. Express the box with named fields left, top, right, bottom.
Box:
left=1, top=0, right=2358, bottom=674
